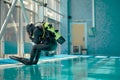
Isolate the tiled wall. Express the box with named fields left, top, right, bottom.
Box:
left=66, top=0, right=120, bottom=56
left=93, top=0, right=120, bottom=56
left=60, top=0, right=68, bottom=54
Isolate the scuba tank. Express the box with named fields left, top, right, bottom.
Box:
left=43, top=22, right=65, bottom=45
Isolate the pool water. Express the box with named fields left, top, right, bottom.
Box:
left=0, top=57, right=120, bottom=80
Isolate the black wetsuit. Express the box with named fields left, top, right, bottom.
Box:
left=10, top=25, right=57, bottom=65
left=28, top=26, right=57, bottom=65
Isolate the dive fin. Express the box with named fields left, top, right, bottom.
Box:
left=9, top=56, right=30, bottom=65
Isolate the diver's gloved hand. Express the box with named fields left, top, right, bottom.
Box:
left=26, top=23, right=35, bottom=37
left=29, top=36, right=33, bottom=40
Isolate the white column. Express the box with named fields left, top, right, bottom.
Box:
left=92, top=0, right=95, bottom=27
left=18, top=8, right=24, bottom=57
left=0, top=0, right=6, bottom=58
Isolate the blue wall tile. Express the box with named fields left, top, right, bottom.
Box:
left=24, top=42, right=32, bottom=54
left=4, top=41, right=32, bottom=54
left=60, top=0, right=68, bottom=54
left=4, top=41, right=17, bottom=54
left=68, top=0, right=120, bottom=56
left=94, top=0, right=120, bottom=56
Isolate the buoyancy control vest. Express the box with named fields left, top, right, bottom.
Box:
left=43, top=22, right=65, bottom=45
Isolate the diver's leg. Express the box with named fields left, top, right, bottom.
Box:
left=19, top=58, right=30, bottom=65
left=30, top=44, right=55, bottom=65
left=32, top=44, right=49, bottom=64
left=29, top=45, right=37, bottom=65
left=33, top=50, right=41, bottom=64
left=29, top=53, right=36, bottom=65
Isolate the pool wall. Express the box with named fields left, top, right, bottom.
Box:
left=67, top=0, right=120, bottom=56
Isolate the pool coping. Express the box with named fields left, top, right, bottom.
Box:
left=1, top=54, right=120, bottom=69
left=0, top=54, right=80, bottom=69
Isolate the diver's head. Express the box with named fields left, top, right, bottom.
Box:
left=26, top=24, right=35, bottom=36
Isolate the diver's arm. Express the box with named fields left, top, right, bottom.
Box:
left=26, top=29, right=34, bottom=41
left=29, top=36, right=34, bottom=40
left=31, top=28, right=42, bottom=44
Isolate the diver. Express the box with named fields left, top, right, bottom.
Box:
left=10, top=22, right=65, bottom=65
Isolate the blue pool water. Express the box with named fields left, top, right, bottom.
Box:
left=0, top=56, right=120, bottom=80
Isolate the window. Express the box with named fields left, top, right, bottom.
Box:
left=45, top=0, right=61, bottom=21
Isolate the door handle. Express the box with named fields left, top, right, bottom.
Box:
left=83, top=37, right=85, bottom=41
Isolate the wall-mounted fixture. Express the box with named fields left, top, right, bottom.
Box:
left=89, top=0, right=96, bottom=37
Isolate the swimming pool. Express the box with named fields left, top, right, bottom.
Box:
left=0, top=55, right=120, bottom=80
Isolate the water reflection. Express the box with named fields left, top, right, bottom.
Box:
left=1, top=65, right=42, bottom=80
left=30, top=65, right=42, bottom=80
left=39, top=58, right=88, bottom=80
left=21, top=65, right=42, bottom=80
left=1, top=57, right=120, bottom=80
left=1, top=58, right=88, bottom=80
left=71, top=58, right=88, bottom=80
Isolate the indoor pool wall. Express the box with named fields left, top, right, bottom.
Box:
left=67, top=0, right=120, bottom=56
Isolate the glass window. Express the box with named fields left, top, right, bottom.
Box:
left=45, top=0, right=61, bottom=21
left=23, top=0, right=34, bottom=11
left=4, top=3, right=19, bottom=42
left=39, top=0, right=43, bottom=2
left=47, top=0, right=54, bottom=9
left=0, top=0, right=61, bottom=55
left=55, top=0, right=60, bottom=21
